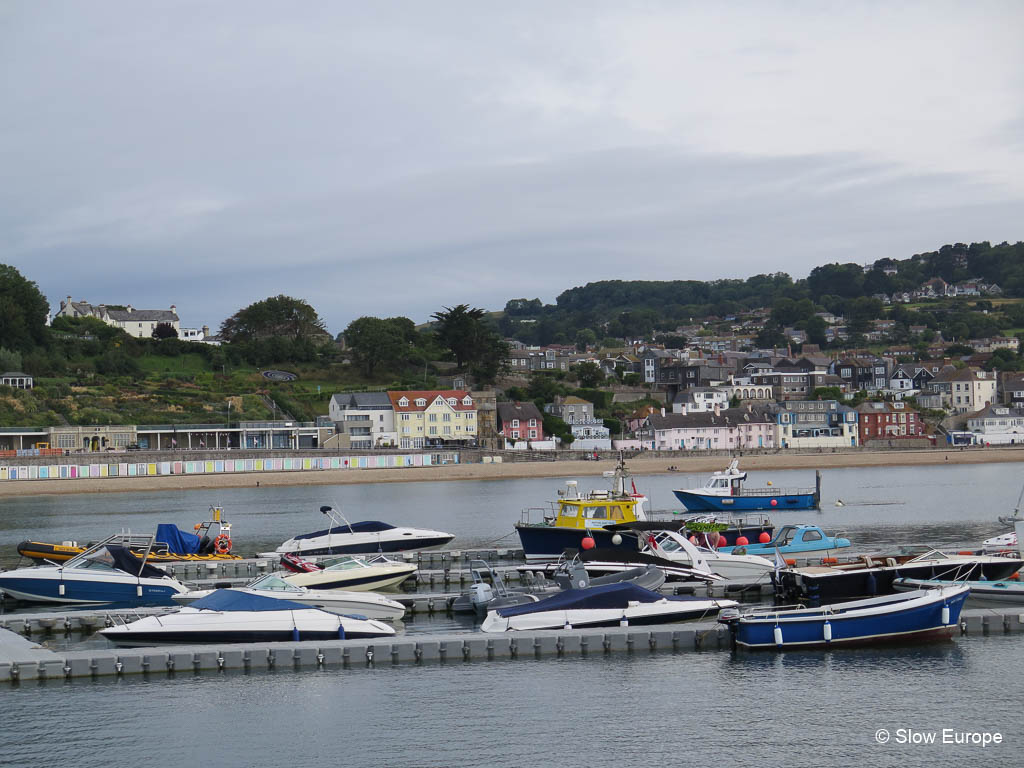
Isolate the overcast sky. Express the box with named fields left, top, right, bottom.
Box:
left=3, top=2, right=1022, bottom=335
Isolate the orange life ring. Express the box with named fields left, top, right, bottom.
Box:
left=213, top=534, right=232, bottom=554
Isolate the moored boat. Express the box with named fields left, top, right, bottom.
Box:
left=280, top=553, right=417, bottom=592
left=16, top=506, right=240, bottom=563
left=775, top=548, right=1023, bottom=605
left=480, top=581, right=737, bottom=632
left=0, top=534, right=188, bottom=605
left=515, top=454, right=651, bottom=560
left=271, top=505, right=454, bottom=556
left=672, top=459, right=820, bottom=512
left=719, top=584, right=970, bottom=650
left=172, top=573, right=406, bottom=620
left=717, top=525, right=851, bottom=556
left=100, top=589, right=396, bottom=646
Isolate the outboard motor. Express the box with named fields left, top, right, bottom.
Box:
left=469, top=582, right=494, bottom=609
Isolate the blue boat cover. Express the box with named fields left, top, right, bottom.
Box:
left=155, top=524, right=201, bottom=554
left=496, top=582, right=667, bottom=618
left=292, top=520, right=396, bottom=540
left=190, top=589, right=312, bottom=613
left=106, top=545, right=171, bottom=579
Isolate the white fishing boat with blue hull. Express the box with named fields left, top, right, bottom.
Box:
left=272, top=505, right=454, bottom=556
left=100, top=589, right=396, bottom=646
left=719, top=584, right=970, bottom=650
left=0, top=535, right=188, bottom=606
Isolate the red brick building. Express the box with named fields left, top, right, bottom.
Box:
left=854, top=401, right=924, bottom=443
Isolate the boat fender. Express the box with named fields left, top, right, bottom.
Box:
left=866, top=571, right=877, bottom=596
left=941, top=605, right=950, bottom=625
left=338, top=623, right=346, bottom=640
left=773, top=626, right=784, bottom=647
left=214, top=534, right=232, bottom=555
left=292, top=627, right=300, bottom=642
left=823, top=621, right=832, bottom=643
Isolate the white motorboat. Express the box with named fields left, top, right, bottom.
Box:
left=271, top=505, right=454, bottom=556
left=480, top=581, right=737, bottom=632
left=0, top=534, right=189, bottom=605
left=100, top=589, right=396, bottom=646
left=642, top=529, right=776, bottom=581
left=171, top=573, right=406, bottom=621
left=280, top=553, right=417, bottom=592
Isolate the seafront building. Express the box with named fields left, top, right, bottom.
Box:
left=55, top=296, right=180, bottom=339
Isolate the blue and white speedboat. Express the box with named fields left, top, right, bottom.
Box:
left=719, top=584, right=970, bottom=650
left=672, top=459, right=820, bottom=512
left=272, top=505, right=454, bottom=556
left=717, top=525, right=851, bottom=556
left=480, top=582, right=737, bottom=632
left=0, top=534, right=188, bottom=605
left=100, top=589, right=396, bottom=646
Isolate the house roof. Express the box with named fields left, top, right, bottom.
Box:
left=645, top=405, right=773, bottom=430
left=496, top=401, right=544, bottom=426
left=106, top=309, right=178, bottom=322
left=854, top=401, right=919, bottom=415
left=331, top=391, right=392, bottom=409
left=388, top=390, right=474, bottom=412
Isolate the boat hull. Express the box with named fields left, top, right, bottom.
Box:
left=282, top=566, right=416, bottom=592
left=481, top=599, right=735, bottom=632
left=725, top=587, right=969, bottom=650
left=100, top=608, right=395, bottom=646
left=894, top=578, right=1024, bottom=607
left=16, top=540, right=241, bottom=564
left=0, top=569, right=185, bottom=606
left=673, top=490, right=817, bottom=512
left=276, top=534, right=454, bottom=557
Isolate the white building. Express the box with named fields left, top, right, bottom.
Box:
left=966, top=404, right=1024, bottom=445
left=328, top=392, right=397, bottom=449
left=56, top=296, right=180, bottom=339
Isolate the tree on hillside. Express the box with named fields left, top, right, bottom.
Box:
left=0, top=265, right=50, bottom=353
left=431, top=305, right=509, bottom=383
left=219, top=295, right=327, bottom=342
left=571, top=361, right=604, bottom=389
left=344, top=316, right=409, bottom=377
left=152, top=322, right=179, bottom=339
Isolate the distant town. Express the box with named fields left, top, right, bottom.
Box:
left=0, top=241, right=1023, bottom=457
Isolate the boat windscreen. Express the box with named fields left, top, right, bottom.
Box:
left=106, top=545, right=170, bottom=579
left=248, top=574, right=302, bottom=592
left=496, top=582, right=662, bottom=617
left=292, top=521, right=396, bottom=540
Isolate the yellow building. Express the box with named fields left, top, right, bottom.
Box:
left=388, top=390, right=477, bottom=449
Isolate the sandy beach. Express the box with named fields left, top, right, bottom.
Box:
left=0, top=447, right=1021, bottom=497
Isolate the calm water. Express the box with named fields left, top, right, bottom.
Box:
left=1, top=464, right=1022, bottom=766
left=2, top=635, right=1021, bottom=767
left=0, top=462, right=1017, bottom=566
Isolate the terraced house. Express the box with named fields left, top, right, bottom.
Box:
left=388, top=390, right=477, bottom=449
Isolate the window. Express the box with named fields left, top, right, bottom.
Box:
left=447, top=398, right=457, bottom=406
left=529, top=430, right=536, bottom=438
left=400, top=413, right=410, bottom=421
left=443, top=413, right=452, bottom=422
left=511, top=431, right=519, bottom=439
left=462, top=396, right=472, bottom=405
left=429, top=427, right=437, bottom=435
left=511, top=419, right=519, bottom=428
left=429, top=413, right=437, bottom=422
left=415, top=398, right=426, bottom=407
left=529, top=419, right=536, bottom=427
left=398, top=397, right=409, bottom=407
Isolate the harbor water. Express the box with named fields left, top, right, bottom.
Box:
left=2, top=463, right=1022, bottom=765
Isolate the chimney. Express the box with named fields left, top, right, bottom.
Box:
left=126, top=305, right=133, bottom=313
left=64, top=295, right=71, bottom=308
left=202, top=325, right=210, bottom=336
left=713, top=403, right=721, bottom=417
left=660, top=407, right=666, bottom=417
left=170, top=304, right=177, bottom=315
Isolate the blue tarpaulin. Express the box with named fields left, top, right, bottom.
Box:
left=191, top=589, right=312, bottom=613
left=155, top=524, right=201, bottom=554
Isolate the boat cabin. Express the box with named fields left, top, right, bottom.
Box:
left=551, top=495, right=642, bottom=530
